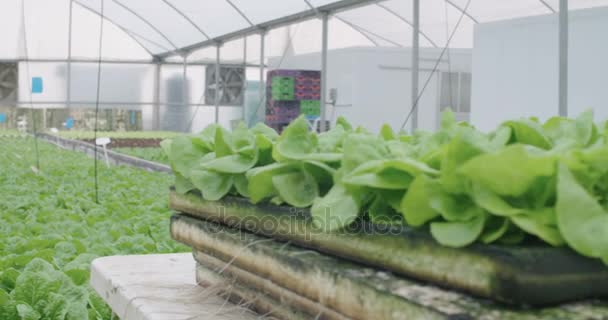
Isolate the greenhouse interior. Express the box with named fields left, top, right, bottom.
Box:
left=2, top=0, right=608, bottom=319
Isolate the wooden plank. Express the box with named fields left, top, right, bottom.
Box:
left=169, top=192, right=608, bottom=306
left=172, top=214, right=608, bottom=320
left=89, top=253, right=258, bottom=320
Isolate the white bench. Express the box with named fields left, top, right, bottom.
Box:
left=90, top=253, right=257, bottom=320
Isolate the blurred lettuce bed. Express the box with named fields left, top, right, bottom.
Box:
left=0, top=138, right=186, bottom=319
left=51, top=131, right=181, bottom=140
left=113, top=147, right=169, bottom=165
left=0, top=129, right=21, bottom=136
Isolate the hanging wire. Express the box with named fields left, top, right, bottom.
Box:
left=400, top=0, right=472, bottom=131
left=93, top=0, right=106, bottom=203
left=20, top=0, right=41, bottom=170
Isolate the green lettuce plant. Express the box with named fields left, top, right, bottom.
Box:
left=164, top=110, right=608, bottom=265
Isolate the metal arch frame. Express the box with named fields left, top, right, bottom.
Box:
left=302, top=0, right=381, bottom=47
left=157, top=0, right=383, bottom=59
left=111, top=0, right=181, bottom=53
left=332, top=16, right=381, bottom=46
left=375, top=2, right=438, bottom=48
left=539, top=0, right=556, bottom=13
left=225, top=0, right=255, bottom=27
left=334, top=15, right=402, bottom=47
left=443, top=0, right=556, bottom=24
left=73, top=0, right=157, bottom=57
left=79, top=0, right=556, bottom=59
left=161, top=0, right=211, bottom=40
left=445, top=0, right=479, bottom=24
left=126, top=30, right=172, bottom=53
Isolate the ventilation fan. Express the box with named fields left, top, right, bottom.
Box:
left=0, top=63, right=17, bottom=104
left=205, top=65, right=245, bottom=106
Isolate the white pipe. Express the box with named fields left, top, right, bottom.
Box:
left=215, top=45, right=221, bottom=124
left=259, top=32, right=266, bottom=124
left=558, top=0, right=568, bottom=117
left=411, top=0, right=420, bottom=132
left=320, top=12, right=329, bottom=132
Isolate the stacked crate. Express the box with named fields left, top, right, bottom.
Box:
left=265, top=70, right=321, bottom=132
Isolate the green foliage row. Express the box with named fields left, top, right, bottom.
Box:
left=0, top=129, right=21, bottom=137
left=0, top=138, right=185, bottom=319
left=52, top=131, right=180, bottom=140
left=113, top=147, right=169, bottom=165
left=162, top=111, right=608, bottom=265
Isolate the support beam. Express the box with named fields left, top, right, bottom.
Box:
left=242, top=37, right=248, bottom=122
left=410, top=0, right=420, bottom=133
left=258, top=32, right=266, bottom=125
left=67, top=0, right=74, bottom=109
left=320, top=12, right=329, bottom=133
left=558, top=0, right=568, bottom=117
left=157, top=0, right=381, bottom=59
left=182, top=55, right=189, bottom=131
left=215, top=46, right=221, bottom=124
left=0, top=58, right=263, bottom=67
left=153, top=62, right=161, bottom=130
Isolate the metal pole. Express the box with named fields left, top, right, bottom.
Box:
left=42, top=108, right=47, bottom=130
left=259, top=31, right=266, bottom=124
left=558, top=0, right=568, bottom=117
left=183, top=55, right=189, bottom=131
left=67, top=0, right=73, bottom=109
left=242, top=37, right=247, bottom=123
left=215, top=45, right=221, bottom=124
left=320, top=12, right=329, bottom=132
left=411, top=0, right=420, bottom=133
left=153, top=62, right=161, bottom=130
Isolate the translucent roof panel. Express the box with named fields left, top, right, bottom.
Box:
left=166, top=0, right=248, bottom=39
left=76, top=0, right=178, bottom=53
left=3, top=0, right=608, bottom=62
left=228, top=0, right=310, bottom=25
left=110, top=0, right=207, bottom=48
left=22, top=0, right=70, bottom=59
left=329, top=17, right=377, bottom=49
left=71, top=3, right=152, bottom=60
left=337, top=4, right=414, bottom=48
left=0, top=0, right=22, bottom=59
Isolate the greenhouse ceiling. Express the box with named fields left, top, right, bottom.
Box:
left=2, top=0, right=608, bottom=63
